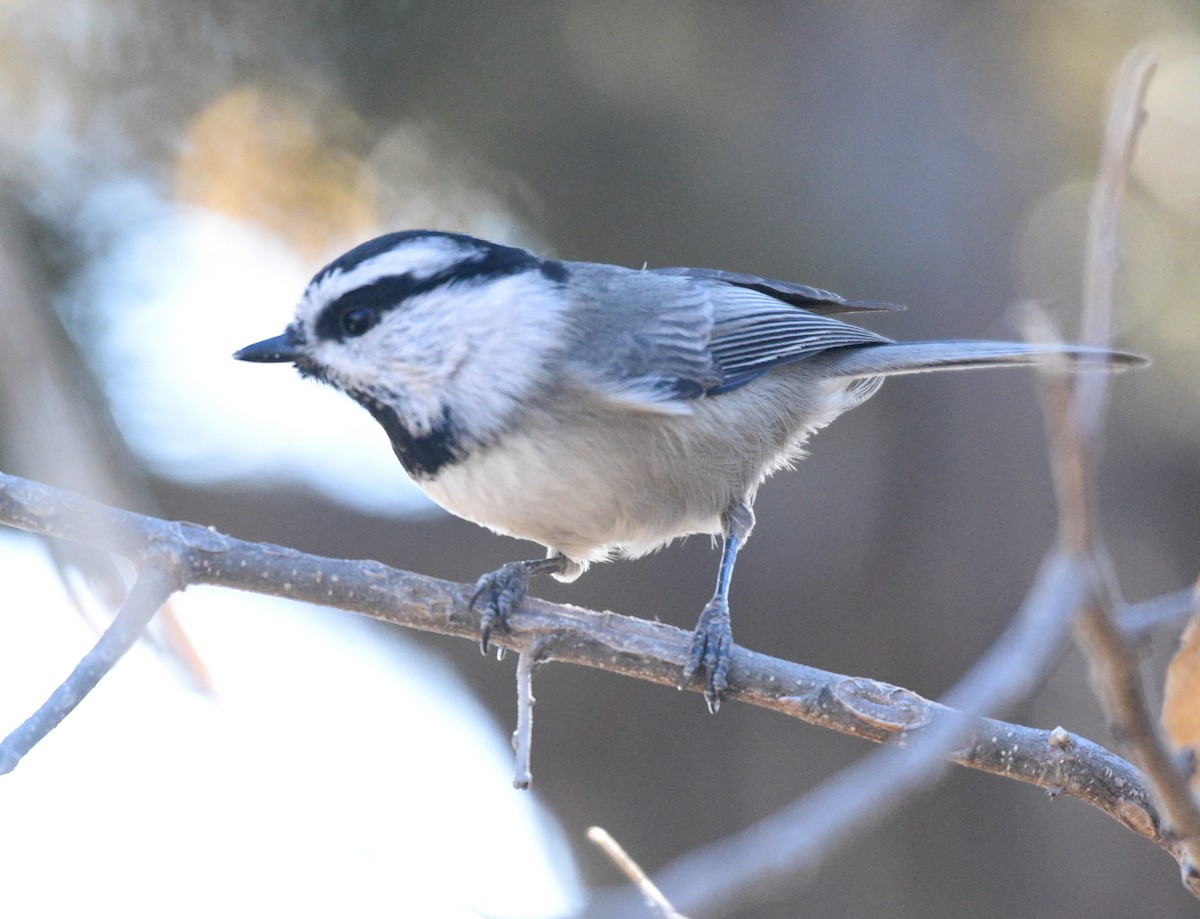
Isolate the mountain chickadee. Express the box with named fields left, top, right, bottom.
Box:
left=235, top=230, right=1143, bottom=710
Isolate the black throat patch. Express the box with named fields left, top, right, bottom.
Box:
left=353, top=392, right=462, bottom=480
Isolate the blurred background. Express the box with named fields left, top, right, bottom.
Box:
left=1, top=1, right=1198, bottom=916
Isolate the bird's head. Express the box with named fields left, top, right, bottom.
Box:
left=234, top=230, right=569, bottom=476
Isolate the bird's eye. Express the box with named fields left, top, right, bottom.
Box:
left=341, top=307, right=379, bottom=338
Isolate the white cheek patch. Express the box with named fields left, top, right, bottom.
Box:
left=410, top=273, right=570, bottom=435
left=298, top=267, right=569, bottom=443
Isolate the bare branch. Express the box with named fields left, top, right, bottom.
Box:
left=0, top=212, right=209, bottom=688
left=0, top=564, right=178, bottom=774
left=1036, top=44, right=1200, bottom=895
left=588, top=827, right=689, bottom=919
left=1121, top=587, right=1200, bottom=639
left=1077, top=45, right=1156, bottom=439
left=0, top=470, right=1178, bottom=872
left=513, top=639, right=549, bottom=790
left=590, top=552, right=1090, bottom=918
left=1076, top=559, right=1200, bottom=892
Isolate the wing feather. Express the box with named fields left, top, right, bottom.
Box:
left=650, top=266, right=904, bottom=314
left=706, top=287, right=890, bottom=393
left=560, top=262, right=893, bottom=409
left=561, top=264, right=720, bottom=413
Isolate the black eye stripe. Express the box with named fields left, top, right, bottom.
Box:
left=311, top=239, right=568, bottom=343
left=315, top=276, right=413, bottom=342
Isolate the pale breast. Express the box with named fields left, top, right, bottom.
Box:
left=420, top=425, right=723, bottom=562
left=421, top=368, right=872, bottom=563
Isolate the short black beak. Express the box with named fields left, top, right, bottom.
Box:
left=233, top=330, right=303, bottom=363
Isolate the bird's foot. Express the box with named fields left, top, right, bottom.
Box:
left=469, top=561, right=536, bottom=658
left=469, top=556, right=567, bottom=657
left=680, top=598, right=733, bottom=713
left=468, top=556, right=566, bottom=657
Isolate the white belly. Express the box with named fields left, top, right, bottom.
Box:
left=421, top=427, right=724, bottom=563
left=419, top=370, right=869, bottom=567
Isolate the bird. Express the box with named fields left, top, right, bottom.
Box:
left=234, top=230, right=1144, bottom=711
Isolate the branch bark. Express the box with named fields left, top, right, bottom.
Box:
left=0, top=469, right=1181, bottom=875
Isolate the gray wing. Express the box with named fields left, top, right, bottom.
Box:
left=650, top=266, right=904, bottom=315
left=562, top=262, right=891, bottom=412
left=704, top=285, right=891, bottom=394
left=562, top=263, right=721, bottom=413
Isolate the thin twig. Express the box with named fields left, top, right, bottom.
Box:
left=0, top=470, right=1176, bottom=869
left=0, top=214, right=209, bottom=689
left=588, top=827, right=689, bottom=919
left=1120, top=586, right=1200, bottom=639
left=1077, top=45, right=1156, bottom=438
left=1041, top=44, right=1200, bottom=894
left=1079, top=558, right=1200, bottom=892
left=0, top=564, right=178, bottom=774
left=513, top=638, right=548, bottom=789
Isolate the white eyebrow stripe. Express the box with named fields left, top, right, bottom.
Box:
left=297, top=238, right=480, bottom=325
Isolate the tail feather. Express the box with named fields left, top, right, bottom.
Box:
left=825, top=340, right=1147, bottom=381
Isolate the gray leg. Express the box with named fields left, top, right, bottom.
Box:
left=681, top=500, right=755, bottom=712
left=470, top=553, right=568, bottom=656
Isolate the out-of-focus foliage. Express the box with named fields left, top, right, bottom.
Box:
left=177, top=87, right=378, bottom=259
left=1164, top=610, right=1200, bottom=786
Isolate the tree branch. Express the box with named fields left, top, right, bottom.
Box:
left=513, top=638, right=549, bottom=790
left=0, top=565, right=178, bottom=774
left=1120, top=586, right=1200, bottom=639
left=588, top=827, right=689, bottom=919
left=602, top=551, right=1091, bottom=918
left=1043, top=44, right=1200, bottom=894
left=0, top=469, right=1180, bottom=874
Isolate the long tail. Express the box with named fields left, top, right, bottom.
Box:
left=825, top=340, right=1147, bottom=380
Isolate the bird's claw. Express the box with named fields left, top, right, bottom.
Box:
left=680, top=599, right=733, bottom=713
left=469, top=562, right=533, bottom=657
